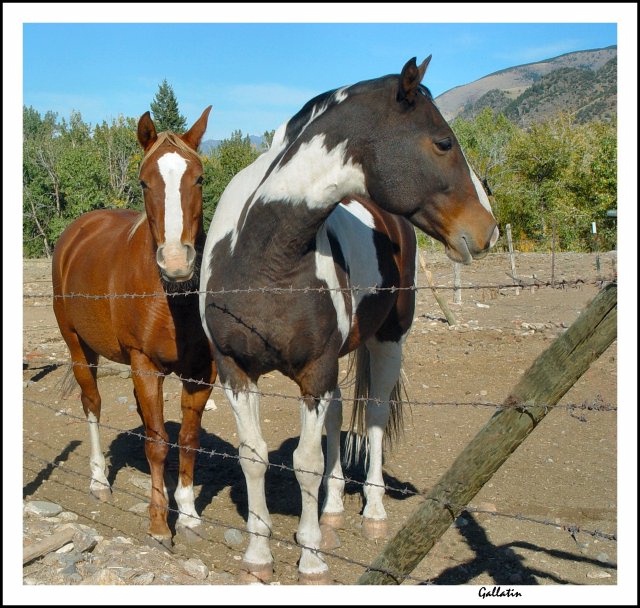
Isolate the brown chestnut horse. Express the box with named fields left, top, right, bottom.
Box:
left=52, top=106, right=216, bottom=543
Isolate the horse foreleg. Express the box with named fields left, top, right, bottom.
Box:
left=130, top=353, right=171, bottom=540
left=321, top=388, right=346, bottom=532
left=225, top=380, right=273, bottom=581
left=175, top=372, right=213, bottom=534
left=294, top=391, right=332, bottom=583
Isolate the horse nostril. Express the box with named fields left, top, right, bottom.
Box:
left=156, top=246, right=166, bottom=269
left=186, top=244, right=196, bottom=267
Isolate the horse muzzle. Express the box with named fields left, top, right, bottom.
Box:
left=156, top=242, right=197, bottom=282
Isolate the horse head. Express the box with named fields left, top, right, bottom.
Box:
left=304, top=57, right=499, bottom=263
left=137, top=106, right=212, bottom=283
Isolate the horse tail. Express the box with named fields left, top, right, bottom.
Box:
left=59, top=364, right=79, bottom=399
left=343, top=344, right=408, bottom=466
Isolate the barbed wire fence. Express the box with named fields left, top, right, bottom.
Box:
left=22, top=250, right=618, bottom=584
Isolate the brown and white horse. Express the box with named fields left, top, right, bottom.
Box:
left=200, top=57, right=498, bottom=582
left=52, top=106, right=216, bottom=543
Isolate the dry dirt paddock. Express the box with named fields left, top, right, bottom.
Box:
left=18, top=250, right=624, bottom=598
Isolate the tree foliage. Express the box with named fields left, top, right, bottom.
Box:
left=22, top=101, right=615, bottom=258
left=202, top=130, right=262, bottom=230
left=22, top=106, right=143, bottom=257
left=149, top=79, right=187, bottom=134
left=452, top=109, right=616, bottom=252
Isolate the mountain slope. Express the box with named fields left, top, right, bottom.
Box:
left=435, top=46, right=617, bottom=125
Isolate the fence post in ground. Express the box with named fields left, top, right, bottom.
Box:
left=453, top=263, right=462, bottom=305
left=358, top=283, right=617, bottom=585
left=418, top=252, right=457, bottom=326
left=551, top=221, right=557, bottom=289
left=505, top=223, right=520, bottom=295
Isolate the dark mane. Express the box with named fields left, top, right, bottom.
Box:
left=283, top=88, right=342, bottom=143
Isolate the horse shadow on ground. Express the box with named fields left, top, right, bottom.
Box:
left=106, top=424, right=419, bottom=531
left=424, top=510, right=617, bottom=585
left=23, top=440, right=83, bottom=498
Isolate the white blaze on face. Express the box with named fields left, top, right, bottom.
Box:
left=469, top=169, right=493, bottom=215
left=464, top=153, right=500, bottom=247
left=157, top=152, right=188, bottom=247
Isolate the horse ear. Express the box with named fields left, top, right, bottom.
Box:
left=182, top=105, right=213, bottom=151
left=397, top=55, right=431, bottom=106
left=137, top=111, right=157, bottom=151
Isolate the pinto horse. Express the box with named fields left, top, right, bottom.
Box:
left=200, top=57, right=498, bottom=583
left=52, top=106, right=216, bottom=543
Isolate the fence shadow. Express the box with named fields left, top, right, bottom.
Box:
left=426, top=510, right=616, bottom=585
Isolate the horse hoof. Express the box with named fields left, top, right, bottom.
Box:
left=298, top=570, right=332, bottom=585
left=175, top=524, right=205, bottom=544
left=319, top=512, right=345, bottom=530
left=90, top=487, right=112, bottom=502
left=362, top=517, right=389, bottom=540
left=238, top=561, right=273, bottom=584
left=320, top=524, right=341, bottom=550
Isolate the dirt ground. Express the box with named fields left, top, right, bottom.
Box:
left=17, top=251, right=624, bottom=599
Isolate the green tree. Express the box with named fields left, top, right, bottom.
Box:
left=23, top=108, right=147, bottom=257
left=93, top=115, right=143, bottom=209
left=202, top=130, right=261, bottom=229
left=260, top=129, right=276, bottom=151
left=452, top=108, right=517, bottom=226
left=149, top=79, right=187, bottom=134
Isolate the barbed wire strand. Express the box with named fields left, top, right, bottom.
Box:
left=24, top=397, right=617, bottom=546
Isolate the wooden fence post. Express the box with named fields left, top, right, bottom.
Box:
left=358, top=283, right=617, bottom=584
left=453, top=263, right=462, bottom=305
left=505, top=224, right=520, bottom=295
left=418, top=252, right=457, bottom=326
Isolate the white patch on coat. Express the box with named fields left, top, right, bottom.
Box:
left=315, top=224, right=350, bottom=344
left=157, top=152, right=187, bottom=244
left=201, top=123, right=288, bottom=266
left=259, top=135, right=365, bottom=209
left=317, top=200, right=383, bottom=348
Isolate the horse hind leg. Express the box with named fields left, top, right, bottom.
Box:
left=64, top=336, right=111, bottom=501
left=359, top=338, right=404, bottom=540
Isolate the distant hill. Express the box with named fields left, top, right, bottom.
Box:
left=200, top=47, right=616, bottom=155
left=201, top=134, right=263, bottom=155
left=435, top=46, right=617, bottom=126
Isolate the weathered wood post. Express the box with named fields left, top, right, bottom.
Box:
left=505, top=223, right=520, bottom=295
left=418, top=252, right=457, bottom=326
left=358, top=283, right=617, bottom=584
left=453, top=263, right=462, bottom=305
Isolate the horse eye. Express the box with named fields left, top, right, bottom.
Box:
left=139, top=180, right=148, bottom=189
left=435, top=138, right=452, bottom=152
left=196, top=175, right=204, bottom=186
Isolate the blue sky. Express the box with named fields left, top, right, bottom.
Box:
left=17, top=12, right=622, bottom=141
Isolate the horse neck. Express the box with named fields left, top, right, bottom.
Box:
left=241, top=132, right=367, bottom=260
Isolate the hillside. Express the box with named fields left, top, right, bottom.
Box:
left=435, top=46, right=617, bottom=125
